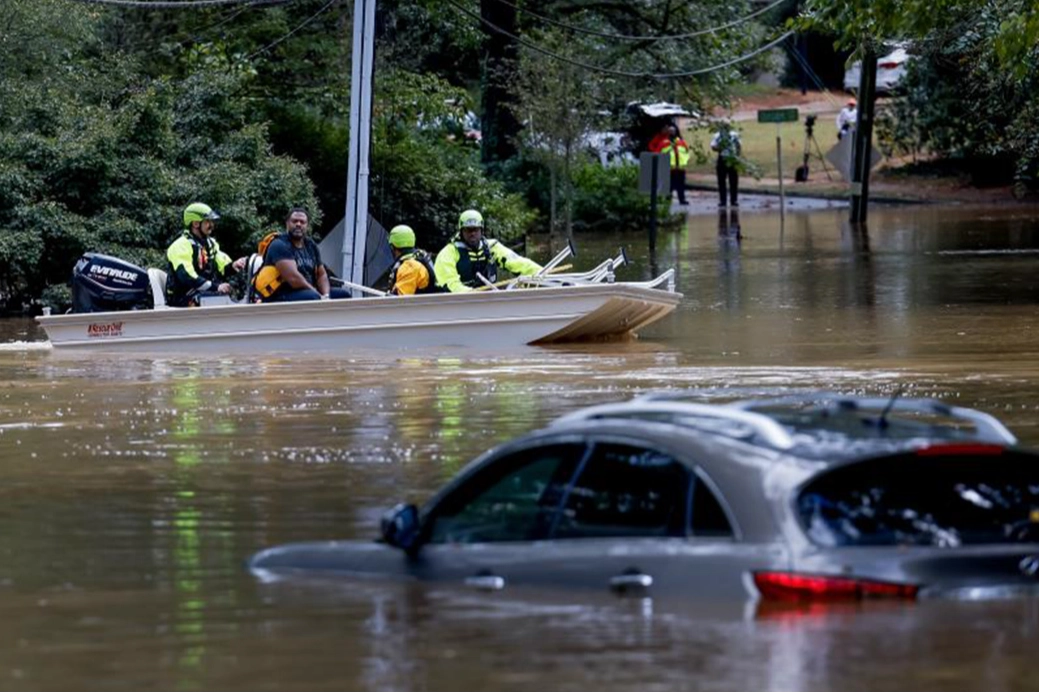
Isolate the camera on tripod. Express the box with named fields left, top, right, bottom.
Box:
left=795, top=114, right=829, bottom=183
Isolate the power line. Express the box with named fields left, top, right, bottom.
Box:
left=119, top=4, right=253, bottom=51
left=487, top=0, right=788, bottom=42
left=244, top=0, right=338, bottom=60
left=445, top=0, right=794, bottom=80
left=70, top=0, right=293, bottom=8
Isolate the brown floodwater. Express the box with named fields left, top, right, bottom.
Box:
left=3, top=203, right=1039, bottom=690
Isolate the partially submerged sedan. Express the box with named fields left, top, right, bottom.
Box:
left=249, top=393, right=1039, bottom=603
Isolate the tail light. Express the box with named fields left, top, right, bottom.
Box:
left=752, top=571, right=919, bottom=601
left=878, top=61, right=902, bottom=69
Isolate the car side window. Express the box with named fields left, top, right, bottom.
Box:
left=549, top=443, right=690, bottom=539
left=426, top=443, right=586, bottom=544
left=691, top=475, right=734, bottom=538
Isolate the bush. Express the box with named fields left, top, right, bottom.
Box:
left=503, top=157, right=679, bottom=235
left=0, top=65, right=318, bottom=310
left=571, top=163, right=661, bottom=233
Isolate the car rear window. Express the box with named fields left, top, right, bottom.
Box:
left=796, top=448, right=1039, bottom=547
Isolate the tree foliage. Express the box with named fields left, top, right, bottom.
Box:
left=799, top=0, right=1038, bottom=70
left=802, top=0, right=1039, bottom=180
left=0, top=1, right=316, bottom=308
left=370, top=69, right=535, bottom=249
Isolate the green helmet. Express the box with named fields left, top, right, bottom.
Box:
left=458, top=209, right=484, bottom=230
left=183, top=202, right=220, bottom=228
left=388, top=224, right=416, bottom=249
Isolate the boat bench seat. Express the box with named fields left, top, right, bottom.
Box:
left=147, top=268, right=168, bottom=309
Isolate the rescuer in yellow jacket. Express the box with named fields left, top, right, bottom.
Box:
left=387, top=224, right=440, bottom=295
left=433, top=210, right=541, bottom=293
left=165, top=202, right=246, bottom=307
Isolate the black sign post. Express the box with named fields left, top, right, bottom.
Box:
left=639, top=152, right=670, bottom=253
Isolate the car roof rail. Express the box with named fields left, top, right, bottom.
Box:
left=552, top=400, right=797, bottom=450
left=726, top=394, right=1018, bottom=445
left=633, top=391, right=1018, bottom=446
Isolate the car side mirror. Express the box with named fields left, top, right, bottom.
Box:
left=380, top=503, right=421, bottom=552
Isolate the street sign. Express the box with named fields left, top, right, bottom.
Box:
left=638, top=152, right=670, bottom=195
left=757, top=108, right=799, bottom=124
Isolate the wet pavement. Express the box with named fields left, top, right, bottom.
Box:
left=668, top=187, right=849, bottom=215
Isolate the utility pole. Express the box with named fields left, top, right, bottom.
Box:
left=480, top=0, right=520, bottom=173
left=850, top=44, right=877, bottom=223
left=343, top=0, right=376, bottom=286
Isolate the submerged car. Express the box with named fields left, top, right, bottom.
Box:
left=249, top=393, right=1039, bottom=603
left=844, top=45, right=912, bottom=94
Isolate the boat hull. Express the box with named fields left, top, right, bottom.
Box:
left=36, top=284, right=681, bottom=353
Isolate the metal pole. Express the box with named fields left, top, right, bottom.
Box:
left=649, top=163, right=658, bottom=252
left=776, top=124, right=785, bottom=222
left=851, top=45, right=877, bottom=223
left=343, top=0, right=376, bottom=285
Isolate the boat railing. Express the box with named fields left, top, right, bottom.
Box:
left=502, top=267, right=676, bottom=292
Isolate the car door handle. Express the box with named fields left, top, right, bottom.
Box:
left=464, top=573, right=505, bottom=591
left=609, top=572, right=653, bottom=592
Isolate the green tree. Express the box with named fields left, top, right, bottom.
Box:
left=513, top=29, right=601, bottom=240
left=370, top=69, right=534, bottom=249
left=0, top=2, right=317, bottom=308
left=801, top=0, right=1039, bottom=183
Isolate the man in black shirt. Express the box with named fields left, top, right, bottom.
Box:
left=256, top=208, right=350, bottom=302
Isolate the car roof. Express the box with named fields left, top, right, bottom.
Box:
left=548, top=391, right=1019, bottom=466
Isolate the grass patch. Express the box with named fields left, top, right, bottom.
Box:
left=688, top=115, right=843, bottom=181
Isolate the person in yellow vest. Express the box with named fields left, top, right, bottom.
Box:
left=387, top=225, right=440, bottom=295
left=165, top=202, right=247, bottom=307
left=434, top=210, right=541, bottom=293
left=661, top=124, right=691, bottom=205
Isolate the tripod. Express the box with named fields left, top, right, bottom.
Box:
left=794, top=116, right=833, bottom=182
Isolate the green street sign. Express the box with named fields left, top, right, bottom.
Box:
left=757, top=108, right=799, bottom=124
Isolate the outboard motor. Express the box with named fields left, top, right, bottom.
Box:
left=71, top=253, right=153, bottom=314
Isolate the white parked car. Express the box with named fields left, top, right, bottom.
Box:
left=844, top=45, right=912, bottom=94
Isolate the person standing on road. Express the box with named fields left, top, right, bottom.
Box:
left=836, top=99, right=857, bottom=140
left=647, top=123, right=690, bottom=205
left=663, top=125, right=691, bottom=205
left=710, top=122, right=742, bottom=208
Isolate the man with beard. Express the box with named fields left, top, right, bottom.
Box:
left=166, top=202, right=247, bottom=307
left=255, top=208, right=350, bottom=302
left=433, top=209, right=541, bottom=293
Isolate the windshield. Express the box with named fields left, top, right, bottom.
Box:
left=797, top=450, right=1039, bottom=547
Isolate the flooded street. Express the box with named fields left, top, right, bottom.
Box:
left=3, top=203, right=1039, bottom=690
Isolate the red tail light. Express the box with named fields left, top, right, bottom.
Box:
left=878, top=61, right=901, bottom=69
left=752, top=571, right=919, bottom=601
left=916, top=444, right=1004, bottom=456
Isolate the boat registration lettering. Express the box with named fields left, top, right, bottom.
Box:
left=87, top=321, right=124, bottom=338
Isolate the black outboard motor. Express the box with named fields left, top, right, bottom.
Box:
left=71, top=253, right=153, bottom=314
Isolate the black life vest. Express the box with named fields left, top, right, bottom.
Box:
left=388, top=249, right=441, bottom=294
left=454, top=239, right=497, bottom=288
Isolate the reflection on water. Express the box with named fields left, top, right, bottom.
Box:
left=2, top=204, right=1039, bottom=688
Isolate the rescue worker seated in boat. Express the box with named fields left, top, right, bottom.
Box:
left=387, top=225, right=440, bottom=295
left=254, top=208, right=351, bottom=302
left=433, top=209, right=542, bottom=293
left=166, top=202, right=247, bottom=308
